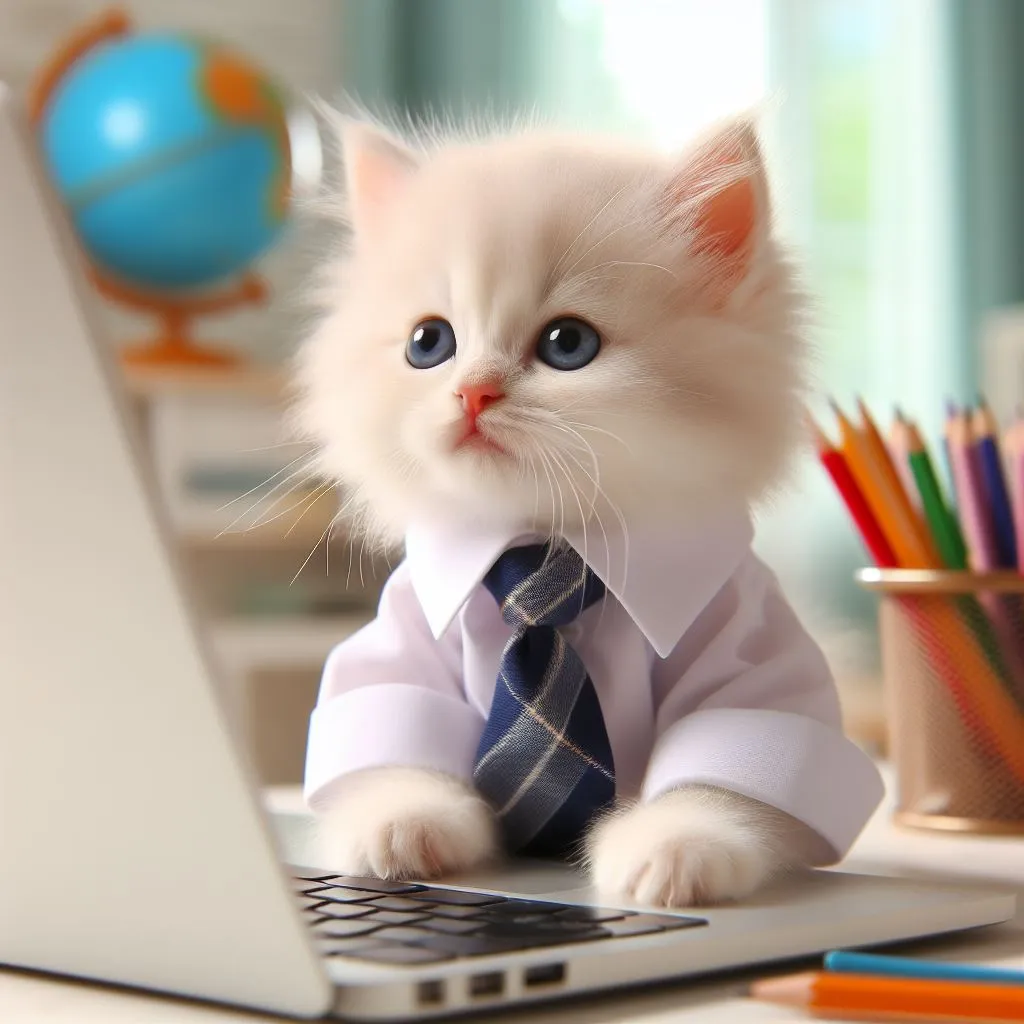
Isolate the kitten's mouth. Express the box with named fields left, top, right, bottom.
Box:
left=454, top=422, right=507, bottom=456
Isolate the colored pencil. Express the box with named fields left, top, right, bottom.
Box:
left=832, top=401, right=933, bottom=568
left=822, top=401, right=1024, bottom=780
left=750, top=970, right=1024, bottom=1021
left=809, top=417, right=897, bottom=568
left=946, top=410, right=998, bottom=570
left=1006, top=415, right=1024, bottom=573
left=886, top=407, right=921, bottom=509
left=824, top=950, right=1024, bottom=985
left=855, top=398, right=939, bottom=564
left=973, top=400, right=1018, bottom=569
left=901, top=418, right=967, bottom=570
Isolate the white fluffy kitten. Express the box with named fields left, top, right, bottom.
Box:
left=296, top=113, right=812, bottom=906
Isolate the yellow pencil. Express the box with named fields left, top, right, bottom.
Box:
left=832, top=401, right=934, bottom=568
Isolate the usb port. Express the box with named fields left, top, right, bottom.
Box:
left=417, top=979, right=445, bottom=1005
left=524, top=963, right=566, bottom=987
left=469, top=971, right=505, bottom=997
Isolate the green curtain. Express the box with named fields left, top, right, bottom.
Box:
left=949, top=0, right=1024, bottom=394
left=338, top=0, right=555, bottom=122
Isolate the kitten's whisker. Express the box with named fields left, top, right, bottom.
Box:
left=553, top=439, right=629, bottom=599
left=233, top=440, right=317, bottom=454
left=283, top=483, right=334, bottom=538
left=291, top=514, right=337, bottom=585
left=247, top=482, right=328, bottom=536
left=566, top=419, right=635, bottom=457
left=549, top=181, right=633, bottom=281
left=215, top=451, right=314, bottom=513
left=591, top=259, right=678, bottom=280
left=559, top=223, right=629, bottom=283
left=217, top=458, right=321, bottom=536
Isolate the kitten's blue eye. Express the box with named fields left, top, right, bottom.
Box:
left=407, top=318, right=456, bottom=369
left=536, top=317, right=601, bottom=371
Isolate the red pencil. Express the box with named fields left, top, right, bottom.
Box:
left=810, top=416, right=899, bottom=568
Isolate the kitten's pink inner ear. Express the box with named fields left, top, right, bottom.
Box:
left=343, top=123, right=418, bottom=237
left=695, top=171, right=757, bottom=261
left=672, top=126, right=764, bottom=270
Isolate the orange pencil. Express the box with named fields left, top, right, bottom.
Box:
left=751, top=970, right=1024, bottom=1022
left=855, top=398, right=939, bottom=563
left=831, top=401, right=933, bottom=568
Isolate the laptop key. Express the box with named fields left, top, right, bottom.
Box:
left=369, top=910, right=432, bottom=926
left=310, top=917, right=381, bottom=938
left=371, top=926, right=436, bottom=942
left=479, top=922, right=609, bottom=944
left=486, top=900, right=563, bottom=915
left=353, top=945, right=454, bottom=965
left=309, top=901, right=377, bottom=920
left=429, top=904, right=485, bottom=919
left=408, top=887, right=505, bottom=907
left=477, top=913, right=550, bottom=927
left=311, top=886, right=381, bottom=905
left=367, top=896, right=435, bottom=912
left=329, top=875, right=428, bottom=895
left=422, top=917, right=483, bottom=936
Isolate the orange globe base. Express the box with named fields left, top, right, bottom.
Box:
left=93, top=269, right=266, bottom=370
left=120, top=337, right=242, bottom=370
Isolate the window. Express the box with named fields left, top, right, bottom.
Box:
left=541, top=0, right=959, bottom=672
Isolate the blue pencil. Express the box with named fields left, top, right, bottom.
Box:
left=974, top=402, right=1018, bottom=568
left=825, top=950, right=1024, bottom=984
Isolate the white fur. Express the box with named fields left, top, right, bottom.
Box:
left=294, top=115, right=809, bottom=548
left=298, top=114, right=815, bottom=905
left=586, top=786, right=797, bottom=906
left=316, top=767, right=499, bottom=879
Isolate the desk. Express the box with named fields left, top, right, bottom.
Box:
left=2, top=772, right=1022, bottom=1023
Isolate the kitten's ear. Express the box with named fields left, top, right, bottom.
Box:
left=665, top=118, right=769, bottom=288
left=341, top=120, right=419, bottom=237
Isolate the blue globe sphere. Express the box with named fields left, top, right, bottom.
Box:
left=40, top=33, right=290, bottom=291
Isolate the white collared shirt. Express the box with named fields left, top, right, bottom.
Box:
left=304, top=510, right=883, bottom=863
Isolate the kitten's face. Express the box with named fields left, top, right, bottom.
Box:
left=297, top=119, right=807, bottom=542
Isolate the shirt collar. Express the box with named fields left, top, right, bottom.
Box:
left=405, top=509, right=753, bottom=659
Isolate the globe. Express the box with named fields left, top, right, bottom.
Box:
left=39, top=32, right=290, bottom=292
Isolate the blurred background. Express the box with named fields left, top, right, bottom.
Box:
left=5, top=0, right=1023, bottom=785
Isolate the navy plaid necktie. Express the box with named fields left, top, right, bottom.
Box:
left=473, top=542, right=616, bottom=858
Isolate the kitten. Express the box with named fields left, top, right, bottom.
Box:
left=296, top=113, right=821, bottom=907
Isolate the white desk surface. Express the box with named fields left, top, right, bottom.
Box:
left=2, top=772, right=1022, bottom=1024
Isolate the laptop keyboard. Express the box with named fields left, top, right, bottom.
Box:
left=294, top=874, right=707, bottom=965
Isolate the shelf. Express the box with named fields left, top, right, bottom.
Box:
left=122, top=363, right=291, bottom=401
left=211, top=612, right=370, bottom=675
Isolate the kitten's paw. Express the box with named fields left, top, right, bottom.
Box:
left=316, top=767, right=499, bottom=880
left=586, top=787, right=788, bottom=907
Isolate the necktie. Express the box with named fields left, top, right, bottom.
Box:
left=473, top=542, right=616, bottom=857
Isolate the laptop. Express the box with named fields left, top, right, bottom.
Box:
left=0, top=82, right=1014, bottom=1021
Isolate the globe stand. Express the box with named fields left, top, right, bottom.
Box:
left=92, top=268, right=267, bottom=370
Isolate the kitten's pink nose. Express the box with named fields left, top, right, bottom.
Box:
left=456, top=381, right=504, bottom=419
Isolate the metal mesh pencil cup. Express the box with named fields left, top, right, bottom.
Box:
left=857, top=568, right=1024, bottom=834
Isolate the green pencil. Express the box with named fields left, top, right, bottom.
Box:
left=904, top=420, right=968, bottom=569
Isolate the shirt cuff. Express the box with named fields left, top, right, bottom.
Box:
left=641, top=708, right=884, bottom=863
left=303, top=684, right=485, bottom=811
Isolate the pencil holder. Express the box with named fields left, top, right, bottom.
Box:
left=857, top=568, right=1024, bottom=834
